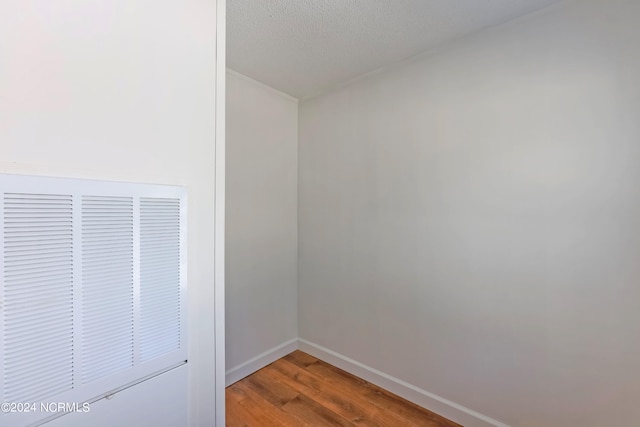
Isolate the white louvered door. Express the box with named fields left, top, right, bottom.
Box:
left=0, top=175, right=187, bottom=427
left=81, top=196, right=135, bottom=383
left=3, top=193, right=75, bottom=404
left=140, top=198, right=182, bottom=363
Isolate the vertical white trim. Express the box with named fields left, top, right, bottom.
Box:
left=179, top=195, right=188, bottom=357
left=0, top=193, right=5, bottom=402
left=132, top=197, right=141, bottom=367
left=72, top=195, right=82, bottom=389
left=214, top=0, right=227, bottom=425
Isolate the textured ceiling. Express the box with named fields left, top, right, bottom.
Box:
left=228, top=0, right=564, bottom=99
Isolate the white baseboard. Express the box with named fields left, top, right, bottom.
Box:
left=226, top=337, right=510, bottom=427
left=298, top=339, right=510, bottom=427
left=225, top=338, right=298, bottom=386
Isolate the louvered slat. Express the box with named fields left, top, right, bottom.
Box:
left=139, top=198, right=181, bottom=362
left=3, top=193, right=74, bottom=403
left=81, top=196, right=134, bottom=383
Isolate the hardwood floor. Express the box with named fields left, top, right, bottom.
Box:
left=226, top=350, right=461, bottom=427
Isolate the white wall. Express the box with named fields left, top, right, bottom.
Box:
left=45, top=366, right=188, bottom=427
left=0, top=1, right=224, bottom=426
left=225, top=71, right=299, bottom=382
left=298, top=0, right=640, bottom=426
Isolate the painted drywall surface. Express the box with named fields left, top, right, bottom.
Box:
left=225, top=71, right=299, bottom=375
left=44, top=366, right=187, bottom=427
left=0, top=2, right=221, bottom=426
left=298, top=0, right=640, bottom=425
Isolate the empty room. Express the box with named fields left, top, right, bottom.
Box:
left=225, top=0, right=640, bottom=426
left=1, top=0, right=639, bottom=426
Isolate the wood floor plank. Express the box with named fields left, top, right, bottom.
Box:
left=244, top=371, right=300, bottom=407
left=283, top=350, right=319, bottom=367
left=266, top=360, right=381, bottom=426
left=286, top=355, right=444, bottom=427
left=227, top=382, right=288, bottom=427
left=226, top=351, right=461, bottom=427
left=262, top=360, right=365, bottom=423
left=225, top=388, right=250, bottom=427
left=281, top=394, right=355, bottom=427
left=362, top=386, right=460, bottom=427
left=238, top=380, right=306, bottom=426
left=303, top=357, right=461, bottom=427
left=302, top=357, right=369, bottom=388
left=270, top=358, right=417, bottom=427
left=226, top=384, right=267, bottom=427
